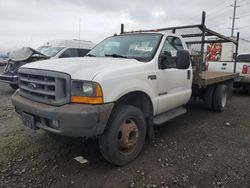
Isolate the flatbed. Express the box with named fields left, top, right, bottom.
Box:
left=199, top=71, right=239, bottom=86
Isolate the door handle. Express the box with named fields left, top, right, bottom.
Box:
left=187, top=70, right=191, bottom=80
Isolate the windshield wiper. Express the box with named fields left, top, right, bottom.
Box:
left=86, top=54, right=96, bottom=57
left=104, top=54, right=130, bottom=59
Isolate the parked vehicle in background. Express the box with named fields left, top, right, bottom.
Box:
left=207, top=53, right=250, bottom=92
left=37, top=39, right=95, bottom=58
left=11, top=12, right=239, bottom=165
left=0, top=52, right=8, bottom=66
left=0, top=47, right=48, bottom=89
left=0, top=39, right=95, bottom=90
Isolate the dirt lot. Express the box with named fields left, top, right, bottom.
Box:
left=0, top=67, right=249, bottom=188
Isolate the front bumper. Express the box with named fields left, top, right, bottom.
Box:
left=0, top=73, right=18, bottom=85
left=12, top=91, right=114, bottom=137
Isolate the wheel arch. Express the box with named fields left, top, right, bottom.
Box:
left=114, top=91, right=154, bottom=119
left=106, top=90, right=155, bottom=140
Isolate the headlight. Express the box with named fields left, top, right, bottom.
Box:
left=82, top=82, right=94, bottom=96
left=71, top=80, right=103, bottom=104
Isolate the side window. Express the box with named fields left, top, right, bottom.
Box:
left=159, top=36, right=184, bottom=68
left=78, top=49, right=91, bottom=57
left=59, top=48, right=79, bottom=58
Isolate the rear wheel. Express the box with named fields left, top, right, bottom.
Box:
left=9, top=84, right=18, bottom=90
left=204, top=86, right=215, bottom=110
left=243, top=85, right=250, bottom=95
left=213, top=85, right=228, bottom=112
left=99, top=105, right=146, bottom=166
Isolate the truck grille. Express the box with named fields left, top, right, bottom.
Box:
left=18, top=68, right=71, bottom=106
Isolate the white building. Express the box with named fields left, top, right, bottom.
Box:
left=221, top=38, right=250, bottom=61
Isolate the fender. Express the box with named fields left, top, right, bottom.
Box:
left=99, top=78, right=158, bottom=116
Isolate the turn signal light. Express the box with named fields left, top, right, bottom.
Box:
left=71, top=96, right=103, bottom=104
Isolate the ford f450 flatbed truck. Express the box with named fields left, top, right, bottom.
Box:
left=12, top=12, right=239, bottom=165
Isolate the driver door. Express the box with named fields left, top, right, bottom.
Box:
left=157, top=36, right=192, bottom=114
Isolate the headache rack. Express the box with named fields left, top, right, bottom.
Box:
left=120, top=11, right=239, bottom=87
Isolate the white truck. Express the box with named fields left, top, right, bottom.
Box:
left=207, top=53, right=250, bottom=92
left=11, top=13, right=239, bottom=165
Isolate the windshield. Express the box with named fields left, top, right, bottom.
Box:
left=41, top=47, right=64, bottom=57
left=37, top=46, right=51, bottom=54
left=88, top=33, right=163, bottom=62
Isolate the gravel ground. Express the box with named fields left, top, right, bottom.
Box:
left=0, top=67, right=249, bottom=188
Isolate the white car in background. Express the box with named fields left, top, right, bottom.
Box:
left=37, top=39, right=96, bottom=58
left=0, top=39, right=96, bottom=89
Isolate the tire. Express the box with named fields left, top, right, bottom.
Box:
left=243, top=85, right=250, bottom=95
left=9, top=84, right=19, bottom=90
left=99, top=105, right=146, bottom=166
left=213, top=85, right=228, bottom=112
left=204, top=86, right=215, bottom=110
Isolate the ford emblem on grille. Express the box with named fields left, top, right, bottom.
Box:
left=28, top=83, right=37, bottom=90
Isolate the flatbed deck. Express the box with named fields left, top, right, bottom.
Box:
left=198, top=71, right=239, bottom=86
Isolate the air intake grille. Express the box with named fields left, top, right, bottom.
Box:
left=18, top=69, right=71, bottom=106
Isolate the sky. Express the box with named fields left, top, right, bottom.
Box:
left=0, top=0, right=250, bottom=52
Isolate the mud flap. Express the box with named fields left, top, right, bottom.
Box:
left=146, top=116, right=155, bottom=141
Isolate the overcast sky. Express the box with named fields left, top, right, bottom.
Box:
left=0, top=0, right=250, bottom=52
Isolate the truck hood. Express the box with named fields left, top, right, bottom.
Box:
left=21, top=57, right=142, bottom=80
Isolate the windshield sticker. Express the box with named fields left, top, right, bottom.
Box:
left=134, top=46, right=153, bottom=52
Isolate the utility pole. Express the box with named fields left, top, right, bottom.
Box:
left=229, top=0, right=240, bottom=61
left=231, top=0, right=238, bottom=37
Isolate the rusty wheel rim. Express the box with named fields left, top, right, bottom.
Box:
left=117, top=118, right=139, bottom=154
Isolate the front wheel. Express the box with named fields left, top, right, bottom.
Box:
left=99, top=105, right=146, bottom=166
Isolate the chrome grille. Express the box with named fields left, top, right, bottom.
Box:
left=18, top=68, right=71, bottom=106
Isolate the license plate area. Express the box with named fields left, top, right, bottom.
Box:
left=22, top=112, right=35, bottom=130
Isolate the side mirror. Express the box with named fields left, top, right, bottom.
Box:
left=176, top=50, right=191, bottom=69
left=159, top=53, right=176, bottom=69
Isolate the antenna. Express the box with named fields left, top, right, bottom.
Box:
left=78, top=17, right=81, bottom=47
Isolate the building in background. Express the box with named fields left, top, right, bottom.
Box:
left=206, top=43, right=222, bottom=61
left=187, top=37, right=250, bottom=62
left=220, top=38, right=250, bottom=61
